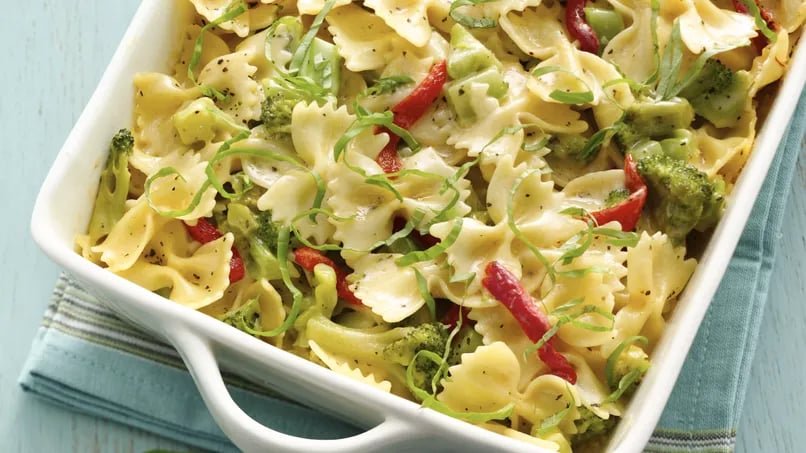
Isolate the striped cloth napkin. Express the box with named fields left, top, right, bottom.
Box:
left=20, top=90, right=806, bottom=452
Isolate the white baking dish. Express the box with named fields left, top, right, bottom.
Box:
left=30, top=1, right=806, bottom=451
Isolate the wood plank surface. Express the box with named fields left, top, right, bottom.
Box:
left=0, top=1, right=802, bottom=452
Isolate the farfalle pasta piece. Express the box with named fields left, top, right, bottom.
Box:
left=397, top=147, right=472, bottom=224
left=139, top=148, right=220, bottom=221
left=499, top=3, right=568, bottom=60
left=309, top=340, right=393, bottom=393
left=693, top=110, right=756, bottom=180
left=677, top=0, right=756, bottom=54
left=348, top=253, right=425, bottom=323
left=190, top=0, right=281, bottom=37
left=203, top=278, right=288, bottom=346
left=767, top=0, right=806, bottom=32
left=561, top=170, right=627, bottom=213
left=259, top=169, right=336, bottom=245
left=528, top=43, right=633, bottom=122
left=485, top=154, right=556, bottom=225
left=290, top=101, right=361, bottom=175
left=297, top=0, right=351, bottom=15
left=197, top=50, right=261, bottom=125
left=239, top=136, right=302, bottom=190
left=604, top=232, right=695, bottom=352
left=430, top=219, right=518, bottom=308
left=92, top=197, right=172, bottom=272
left=541, top=271, right=621, bottom=348
left=132, top=73, right=200, bottom=159
left=438, top=342, right=522, bottom=413
left=327, top=162, right=400, bottom=251
left=439, top=342, right=583, bottom=441
left=749, top=30, right=790, bottom=97
left=364, top=0, right=432, bottom=47
left=468, top=305, right=548, bottom=390
left=172, top=97, right=248, bottom=144
left=104, top=211, right=235, bottom=309
left=603, top=0, right=664, bottom=83
left=453, top=0, right=540, bottom=27
left=327, top=4, right=419, bottom=72
left=173, top=24, right=231, bottom=84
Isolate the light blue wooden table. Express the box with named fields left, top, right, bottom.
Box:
left=0, top=1, right=803, bottom=452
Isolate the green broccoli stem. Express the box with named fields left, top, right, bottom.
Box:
left=306, top=315, right=427, bottom=363
left=306, top=315, right=449, bottom=392
left=87, top=129, right=134, bottom=246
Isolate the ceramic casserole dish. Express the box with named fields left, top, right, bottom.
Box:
left=31, top=0, right=806, bottom=451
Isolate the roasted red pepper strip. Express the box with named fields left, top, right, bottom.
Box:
left=293, top=247, right=363, bottom=305
left=376, top=144, right=404, bottom=174
left=440, top=304, right=472, bottom=331
left=184, top=218, right=245, bottom=283
left=590, top=154, right=648, bottom=232
left=565, top=0, right=600, bottom=54
left=482, top=261, right=577, bottom=384
left=375, top=60, right=448, bottom=173
left=732, top=0, right=779, bottom=53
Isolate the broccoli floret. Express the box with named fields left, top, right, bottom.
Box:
left=571, top=407, right=619, bottom=448
left=260, top=78, right=328, bottom=136
left=447, top=23, right=502, bottom=79
left=382, top=322, right=449, bottom=365
left=86, top=129, right=134, bottom=246
left=306, top=315, right=449, bottom=393
left=219, top=298, right=261, bottom=334
left=172, top=97, right=247, bottom=144
left=446, top=326, right=485, bottom=366
left=659, top=129, right=696, bottom=161
left=679, top=59, right=751, bottom=128
left=219, top=203, right=282, bottom=280
left=636, top=154, right=726, bottom=242
left=613, top=98, right=694, bottom=150
left=612, top=345, right=651, bottom=397
left=445, top=23, right=508, bottom=124
left=605, top=188, right=630, bottom=207
left=255, top=210, right=279, bottom=250
left=548, top=133, right=589, bottom=160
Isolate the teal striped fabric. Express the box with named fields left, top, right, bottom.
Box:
left=20, top=91, right=805, bottom=452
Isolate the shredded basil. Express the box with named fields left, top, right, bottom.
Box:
left=605, top=335, right=649, bottom=389
left=507, top=169, right=556, bottom=283
left=333, top=107, right=420, bottom=162
left=449, top=0, right=499, bottom=29
left=396, top=218, right=463, bottom=266
left=532, top=66, right=595, bottom=105
left=603, top=368, right=643, bottom=403
left=593, top=227, right=640, bottom=247
left=364, top=75, right=415, bottom=97
left=736, top=0, right=777, bottom=43
left=288, top=0, right=337, bottom=73
left=644, top=0, right=662, bottom=86
left=524, top=298, right=615, bottom=357
left=240, top=226, right=303, bottom=337
left=656, top=20, right=750, bottom=100
left=414, top=268, right=437, bottom=322
left=535, top=391, right=575, bottom=436
left=188, top=1, right=248, bottom=101
left=578, top=127, right=612, bottom=162
left=144, top=167, right=211, bottom=218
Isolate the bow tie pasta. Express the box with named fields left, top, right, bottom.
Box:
left=77, top=0, right=805, bottom=450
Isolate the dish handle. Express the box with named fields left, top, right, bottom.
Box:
left=166, top=326, right=417, bottom=453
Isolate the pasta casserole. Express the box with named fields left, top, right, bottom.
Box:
left=77, top=0, right=805, bottom=450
